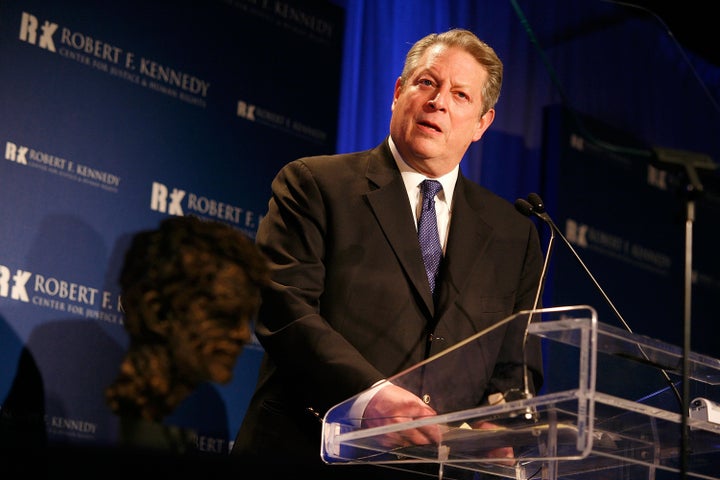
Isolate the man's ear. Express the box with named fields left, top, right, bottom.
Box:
left=391, top=76, right=403, bottom=111
left=472, top=108, right=495, bottom=142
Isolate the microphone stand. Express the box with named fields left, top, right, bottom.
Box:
left=525, top=217, right=555, bottom=402
left=514, top=197, right=555, bottom=419
left=680, top=183, right=695, bottom=479
left=653, top=146, right=717, bottom=478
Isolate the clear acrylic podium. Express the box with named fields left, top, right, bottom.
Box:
left=320, top=305, right=720, bottom=479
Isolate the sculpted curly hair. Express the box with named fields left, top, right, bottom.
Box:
left=105, top=215, right=270, bottom=421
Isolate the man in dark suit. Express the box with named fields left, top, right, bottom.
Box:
left=231, top=28, right=544, bottom=477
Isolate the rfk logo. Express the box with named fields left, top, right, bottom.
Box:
left=5, top=141, right=29, bottom=165
left=19, top=12, right=58, bottom=52
left=150, top=181, right=185, bottom=215
left=0, top=265, right=31, bottom=302
left=237, top=100, right=256, bottom=121
left=565, top=219, right=588, bottom=248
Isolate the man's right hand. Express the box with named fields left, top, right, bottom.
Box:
left=360, top=383, right=442, bottom=448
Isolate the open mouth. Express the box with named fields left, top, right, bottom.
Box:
left=418, top=120, right=441, bottom=133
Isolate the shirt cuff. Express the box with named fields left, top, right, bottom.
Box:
left=347, top=379, right=391, bottom=427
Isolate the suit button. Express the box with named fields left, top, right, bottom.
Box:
left=429, top=334, right=445, bottom=342
left=422, top=394, right=431, bottom=404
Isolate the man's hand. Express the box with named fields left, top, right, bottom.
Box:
left=361, top=383, right=442, bottom=448
left=470, top=420, right=515, bottom=466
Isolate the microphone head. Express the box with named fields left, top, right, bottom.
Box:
left=527, top=193, right=546, bottom=213
left=514, top=198, right=534, bottom=217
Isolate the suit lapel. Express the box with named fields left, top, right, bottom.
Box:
left=364, top=142, right=435, bottom=314
left=435, top=177, right=493, bottom=314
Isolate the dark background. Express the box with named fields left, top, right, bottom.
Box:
left=616, top=1, right=716, bottom=65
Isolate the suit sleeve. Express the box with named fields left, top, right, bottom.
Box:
left=254, top=159, right=385, bottom=412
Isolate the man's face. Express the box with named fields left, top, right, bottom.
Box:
left=389, top=45, right=495, bottom=177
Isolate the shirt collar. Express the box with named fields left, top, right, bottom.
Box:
left=388, top=136, right=458, bottom=205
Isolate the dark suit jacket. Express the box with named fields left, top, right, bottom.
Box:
left=232, top=138, right=544, bottom=468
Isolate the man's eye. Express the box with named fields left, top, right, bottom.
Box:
left=419, top=79, right=434, bottom=87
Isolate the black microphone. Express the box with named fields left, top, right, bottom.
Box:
left=519, top=192, right=682, bottom=406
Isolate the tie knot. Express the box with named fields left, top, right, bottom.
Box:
left=421, top=179, right=442, bottom=200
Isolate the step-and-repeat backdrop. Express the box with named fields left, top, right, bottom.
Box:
left=0, top=0, right=344, bottom=453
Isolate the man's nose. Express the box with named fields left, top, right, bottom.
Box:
left=427, top=91, right=447, bottom=110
